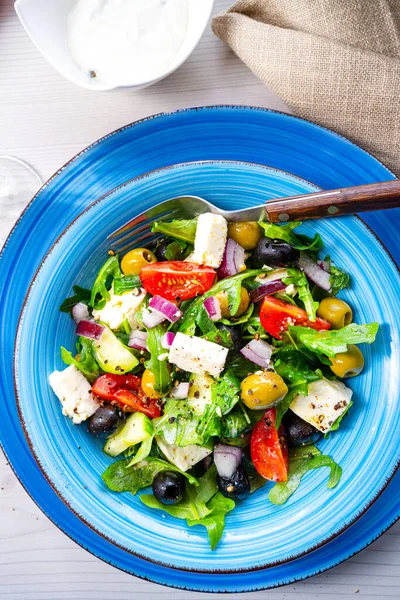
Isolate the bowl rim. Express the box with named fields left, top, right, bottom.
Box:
left=13, top=158, right=400, bottom=574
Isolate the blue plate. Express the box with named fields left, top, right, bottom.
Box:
left=1, top=107, right=399, bottom=591
left=15, top=160, right=400, bottom=573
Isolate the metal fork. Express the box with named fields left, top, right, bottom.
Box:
left=108, top=180, right=400, bottom=254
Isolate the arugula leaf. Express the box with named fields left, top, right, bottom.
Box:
left=268, top=446, right=342, bottom=505
left=152, top=218, right=198, bottom=243
left=90, top=255, right=122, bottom=309
left=60, top=337, right=100, bottom=382
left=226, top=354, right=256, bottom=379
left=102, top=456, right=198, bottom=495
left=59, top=285, right=91, bottom=314
left=155, top=237, right=192, bottom=261
left=113, top=275, right=141, bottom=295
left=145, top=323, right=172, bottom=394
left=221, top=407, right=249, bottom=438
left=289, top=323, right=379, bottom=358
left=178, top=270, right=264, bottom=335
left=330, top=264, right=350, bottom=295
left=219, top=302, right=255, bottom=326
left=258, top=221, right=323, bottom=252
left=330, top=400, right=353, bottom=431
left=283, top=268, right=319, bottom=321
left=274, top=346, right=322, bottom=389
left=197, top=373, right=241, bottom=442
left=140, top=466, right=234, bottom=550
left=202, top=328, right=234, bottom=348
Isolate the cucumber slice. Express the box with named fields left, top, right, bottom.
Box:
left=104, top=412, right=153, bottom=457
left=187, top=373, right=214, bottom=415
left=94, top=326, right=138, bottom=374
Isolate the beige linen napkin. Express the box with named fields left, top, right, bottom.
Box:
left=212, top=0, right=400, bottom=175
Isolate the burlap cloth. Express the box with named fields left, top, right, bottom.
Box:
left=212, top=0, right=400, bottom=176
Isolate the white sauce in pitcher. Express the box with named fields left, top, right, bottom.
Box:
left=68, top=0, right=189, bottom=87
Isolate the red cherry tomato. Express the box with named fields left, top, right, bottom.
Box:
left=92, top=374, right=161, bottom=419
left=140, top=261, right=216, bottom=301
left=260, top=296, right=331, bottom=339
left=250, top=408, right=289, bottom=482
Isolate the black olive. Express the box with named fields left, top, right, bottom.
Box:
left=152, top=470, right=185, bottom=505
left=218, top=463, right=250, bottom=500
left=216, top=323, right=244, bottom=354
left=254, top=238, right=299, bottom=268
left=87, top=405, right=124, bottom=437
left=282, top=410, right=322, bottom=447
left=155, top=238, right=183, bottom=262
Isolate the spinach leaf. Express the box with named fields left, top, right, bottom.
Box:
left=152, top=218, right=198, bottom=243
left=330, top=400, right=353, bottom=431
left=60, top=337, right=100, bottom=382
left=140, top=466, right=234, bottom=550
left=268, top=446, right=342, bottom=505
left=283, top=268, right=319, bottom=321
left=289, top=323, right=379, bottom=358
left=90, top=255, right=122, bottom=309
left=145, top=323, right=172, bottom=394
left=102, top=456, right=198, bottom=494
left=258, top=221, right=323, bottom=252
left=59, top=285, right=91, bottom=314
left=330, top=264, right=350, bottom=295
left=113, top=275, right=141, bottom=295
left=179, top=270, right=264, bottom=335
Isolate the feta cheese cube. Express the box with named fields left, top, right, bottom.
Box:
left=93, top=287, right=146, bottom=330
left=49, top=365, right=99, bottom=424
left=290, top=378, right=353, bottom=433
left=192, top=213, right=227, bottom=268
left=156, top=437, right=211, bottom=471
left=169, top=332, right=228, bottom=377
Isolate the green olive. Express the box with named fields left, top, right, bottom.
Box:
left=329, top=345, right=364, bottom=378
left=121, top=248, right=157, bottom=276
left=216, top=287, right=250, bottom=318
left=228, top=221, right=263, bottom=250
left=240, top=372, right=288, bottom=410
left=317, top=297, right=353, bottom=329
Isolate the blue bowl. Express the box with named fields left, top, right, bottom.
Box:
left=15, top=161, right=400, bottom=573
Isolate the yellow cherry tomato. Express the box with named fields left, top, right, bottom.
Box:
left=241, top=372, right=288, bottom=410
left=228, top=222, right=263, bottom=250
left=121, top=248, right=157, bottom=276
left=317, top=297, right=353, bottom=330
left=215, top=287, right=250, bottom=318
left=141, top=369, right=163, bottom=399
left=329, top=345, right=364, bottom=378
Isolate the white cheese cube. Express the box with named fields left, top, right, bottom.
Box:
left=156, top=437, right=211, bottom=471
left=49, top=365, right=99, bottom=424
left=290, top=378, right=353, bottom=433
left=169, top=332, right=228, bottom=377
left=93, top=287, right=146, bottom=330
left=192, top=213, right=227, bottom=268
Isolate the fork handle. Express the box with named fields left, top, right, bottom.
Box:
left=265, top=179, right=400, bottom=223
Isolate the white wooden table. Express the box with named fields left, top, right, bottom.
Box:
left=0, top=1, right=399, bottom=598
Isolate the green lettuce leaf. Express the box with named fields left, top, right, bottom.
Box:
left=152, top=218, right=198, bottom=243
left=283, top=268, right=319, bottom=321
left=145, top=323, right=172, bottom=394
left=268, top=446, right=342, bottom=505
left=154, top=400, right=205, bottom=447
left=90, top=255, right=122, bottom=309
left=258, top=221, right=323, bottom=252
left=289, top=323, right=379, bottom=358
left=60, top=337, right=100, bottom=382
left=187, top=492, right=235, bottom=550
left=59, top=285, right=91, bottom=314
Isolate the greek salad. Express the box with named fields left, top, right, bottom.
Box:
left=51, top=213, right=378, bottom=549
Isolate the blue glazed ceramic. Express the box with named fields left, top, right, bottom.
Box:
left=15, top=161, right=400, bottom=573
left=1, top=107, right=399, bottom=591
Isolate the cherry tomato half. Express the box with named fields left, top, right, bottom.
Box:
left=250, top=408, right=289, bottom=482
left=92, top=374, right=161, bottom=419
left=260, top=296, right=331, bottom=339
left=140, top=261, right=216, bottom=301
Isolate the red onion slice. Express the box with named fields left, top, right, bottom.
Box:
left=170, top=382, right=190, bottom=399
left=299, top=253, right=332, bottom=292
left=72, top=302, right=90, bottom=324
left=128, top=330, right=148, bottom=351
left=249, top=280, right=286, bottom=303
left=214, top=444, right=242, bottom=479
left=76, top=319, right=105, bottom=341
left=142, top=309, right=166, bottom=329
left=218, top=238, right=246, bottom=279
left=204, top=296, right=222, bottom=321
left=317, top=259, right=330, bottom=273
left=240, top=339, right=273, bottom=368
left=149, top=295, right=182, bottom=323
left=161, top=332, right=176, bottom=349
